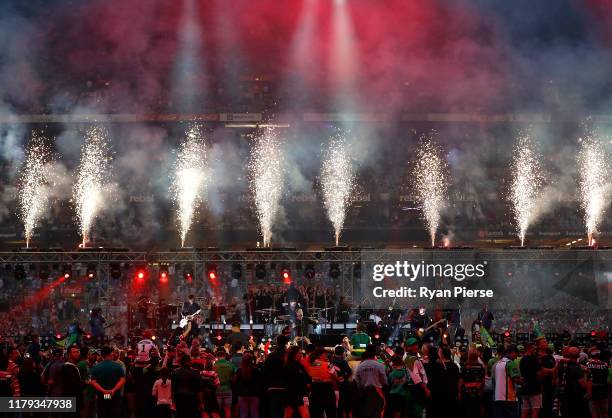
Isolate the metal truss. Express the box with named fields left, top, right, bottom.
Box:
left=0, top=251, right=147, bottom=264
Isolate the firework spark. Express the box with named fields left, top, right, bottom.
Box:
left=73, top=126, right=112, bottom=247
left=578, top=135, right=611, bottom=246
left=249, top=127, right=284, bottom=247
left=171, top=125, right=208, bottom=247
left=413, top=138, right=449, bottom=247
left=18, top=132, right=53, bottom=248
left=321, top=133, right=355, bottom=245
left=510, top=134, right=544, bottom=247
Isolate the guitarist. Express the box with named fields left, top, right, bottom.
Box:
left=181, top=295, right=201, bottom=341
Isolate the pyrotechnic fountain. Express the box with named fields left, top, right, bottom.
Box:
left=171, top=125, right=208, bottom=247
left=413, top=137, right=449, bottom=247
left=578, top=135, right=611, bottom=246
left=321, top=132, right=355, bottom=246
left=248, top=127, right=284, bottom=247
left=73, top=126, right=112, bottom=247
left=18, top=132, right=53, bottom=248
left=510, top=134, right=544, bottom=247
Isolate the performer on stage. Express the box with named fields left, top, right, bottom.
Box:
left=181, top=295, right=201, bottom=341
left=292, top=308, right=318, bottom=340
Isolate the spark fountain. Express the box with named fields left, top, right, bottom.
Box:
left=510, top=134, right=544, bottom=247
left=578, top=135, right=611, bottom=246
left=249, top=127, right=284, bottom=247
left=18, top=132, right=53, bottom=248
left=171, top=125, right=208, bottom=247
left=73, top=126, right=112, bottom=247
left=413, top=137, right=449, bottom=247
left=321, top=133, right=355, bottom=246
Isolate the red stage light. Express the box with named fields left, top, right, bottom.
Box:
left=135, top=270, right=146, bottom=283
left=159, top=272, right=168, bottom=284
left=216, top=335, right=222, bottom=341
left=282, top=269, right=291, bottom=284
left=209, top=271, right=217, bottom=281
left=504, top=331, right=511, bottom=338
left=590, top=330, right=597, bottom=337
left=85, top=333, right=92, bottom=339
left=64, top=273, right=70, bottom=279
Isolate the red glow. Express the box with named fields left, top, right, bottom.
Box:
left=504, top=331, right=511, bottom=338
left=216, top=335, right=222, bottom=341
left=208, top=271, right=217, bottom=280
left=136, top=270, right=146, bottom=283
left=55, top=334, right=63, bottom=339
left=282, top=270, right=291, bottom=284
left=64, top=273, right=70, bottom=279
left=88, top=273, right=94, bottom=279
left=160, top=272, right=168, bottom=284
left=591, top=330, right=597, bottom=337
left=85, top=333, right=92, bottom=339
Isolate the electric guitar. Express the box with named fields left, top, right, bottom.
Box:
left=179, top=309, right=202, bottom=328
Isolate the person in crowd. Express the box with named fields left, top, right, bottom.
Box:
left=439, top=345, right=461, bottom=416
left=90, top=346, right=126, bottom=418
left=387, top=354, right=411, bottom=418
left=171, top=354, right=202, bottom=418
left=229, top=341, right=245, bottom=369
left=557, top=346, right=589, bottom=418
left=459, top=347, right=486, bottom=418
left=519, top=342, right=542, bottom=418
left=42, top=347, right=65, bottom=397
left=17, top=356, right=44, bottom=397
left=226, top=322, right=249, bottom=348
left=61, top=344, right=83, bottom=418
left=263, top=335, right=290, bottom=418
left=151, top=367, right=173, bottom=418
left=403, top=337, right=430, bottom=417
left=201, top=355, right=221, bottom=418
left=492, top=345, right=522, bottom=418
left=331, top=345, right=354, bottom=418
left=350, top=324, right=371, bottom=359
left=535, top=336, right=556, bottom=418
left=26, top=334, right=41, bottom=365
left=77, top=347, right=95, bottom=418
left=355, top=345, right=387, bottom=418
left=233, top=352, right=261, bottom=418
left=283, top=345, right=311, bottom=418
left=586, top=346, right=610, bottom=418
left=213, top=348, right=236, bottom=418
left=305, top=348, right=337, bottom=418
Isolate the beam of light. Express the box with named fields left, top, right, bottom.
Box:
left=171, top=125, right=208, bottom=247
left=321, top=131, right=355, bottom=245
left=578, top=134, right=611, bottom=246
left=73, top=126, right=112, bottom=247
left=248, top=127, right=284, bottom=247
left=413, top=136, right=449, bottom=247
left=172, top=0, right=205, bottom=112
left=18, top=132, right=53, bottom=248
left=509, top=134, right=545, bottom=247
left=330, top=0, right=359, bottom=113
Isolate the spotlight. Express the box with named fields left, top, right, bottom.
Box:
left=304, top=265, right=315, bottom=280
left=329, top=264, right=340, bottom=279
left=255, top=263, right=266, bottom=280
left=183, top=269, right=193, bottom=283
left=159, top=266, right=169, bottom=284
left=207, top=264, right=218, bottom=282
left=14, top=265, right=26, bottom=280
left=86, top=265, right=97, bottom=280
left=110, top=264, right=122, bottom=279
left=503, top=331, right=511, bottom=338
left=281, top=268, right=291, bottom=284
left=62, top=265, right=72, bottom=280
left=135, top=268, right=146, bottom=284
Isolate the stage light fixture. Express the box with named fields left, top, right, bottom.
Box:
left=329, top=263, right=340, bottom=279
left=207, top=264, right=218, bottom=282
left=39, top=265, right=50, bottom=280
left=184, top=269, right=194, bottom=283
left=14, top=265, right=26, bottom=280
left=110, top=264, right=122, bottom=279
left=62, top=265, right=72, bottom=280
left=86, top=265, right=97, bottom=280
left=159, top=266, right=169, bottom=284
left=231, top=263, right=242, bottom=280
left=281, top=268, right=291, bottom=284
left=255, top=263, right=266, bottom=279
left=304, top=265, right=315, bottom=279
left=135, top=268, right=146, bottom=284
